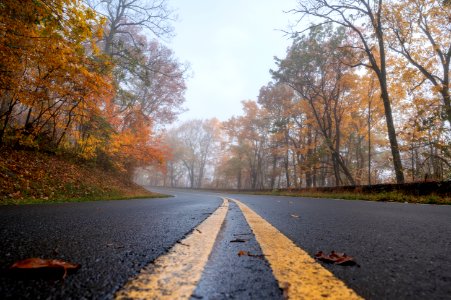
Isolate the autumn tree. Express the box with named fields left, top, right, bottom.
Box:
left=0, top=0, right=186, bottom=182
left=293, top=0, right=405, bottom=183
left=272, top=25, right=356, bottom=186
left=257, top=83, right=318, bottom=188
left=163, top=119, right=220, bottom=188
left=385, top=0, right=451, bottom=125
left=350, top=71, right=388, bottom=184
left=222, top=101, right=272, bottom=189
left=217, top=119, right=247, bottom=189
left=258, top=83, right=295, bottom=187
left=81, top=0, right=186, bottom=175
left=0, top=0, right=110, bottom=149
left=88, top=0, right=186, bottom=126
left=163, top=130, right=188, bottom=187
left=88, top=0, right=174, bottom=55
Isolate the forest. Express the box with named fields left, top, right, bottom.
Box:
left=0, top=0, right=186, bottom=178
left=1, top=0, right=450, bottom=193
left=143, top=0, right=451, bottom=189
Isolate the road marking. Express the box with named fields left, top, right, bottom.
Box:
left=115, top=198, right=229, bottom=300
left=230, top=198, right=362, bottom=300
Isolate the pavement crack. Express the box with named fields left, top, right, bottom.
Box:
left=229, top=238, right=248, bottom=243
left=176, top=241, right=190, bottom=247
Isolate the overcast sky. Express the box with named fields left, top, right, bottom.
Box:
left=168, top=0, right=298, bottom=122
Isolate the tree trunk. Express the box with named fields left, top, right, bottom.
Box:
left=376, top=20, right=405, bottom=184
left=380, top=86, right=404, bottom=183
left=440, top=88, right=451, bottom=125
left=237, top=168, right=242, bottom=190
left=0, top=97, right=16, bottom=146
left=270, top=154, right=277, bottom=189
left=292, top=153, right=299, bottom=188
left=284, top=151, right=290, bottom=188
left=332, top=154, right=342, bottom=186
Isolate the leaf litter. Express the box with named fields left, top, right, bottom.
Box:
left=314, top=251, right=358, bottom=266
left=237, top=250, right=266, bottom=259
left=9, top=258, right=81, bottom=279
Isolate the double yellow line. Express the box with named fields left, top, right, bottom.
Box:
left=116, top=198, right=362, bottom=299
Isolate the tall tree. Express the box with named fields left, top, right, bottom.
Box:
left=0, top=0, right=110, bottom=148
left=88, top=0, right=174, bottom=55
left=223, top=101, right=270, bottom=189
left=294, top=0, right=405, bottom=183
left=385, top=0, right=451, bottom=125
left=88, top=0, right=186, bottom=126
left=167, top=119, right=220, bottom=188
left=272, top=25, right=356, bottom=186
left=258, top=83, right=296, bottom=188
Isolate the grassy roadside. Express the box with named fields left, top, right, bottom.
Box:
left=0, top=148, right=169, bottom=205
left=0, top=193, right=171, bottom=206
left=250, top=190, right=451, bottom=205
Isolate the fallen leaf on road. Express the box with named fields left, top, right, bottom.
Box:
left=237, top=250, right=265, bottom=259
left=314, top=251, right=358, bottom=266
left=291, top=214, right=299, bottom=218
left=10, top=258, right=81, bottom=279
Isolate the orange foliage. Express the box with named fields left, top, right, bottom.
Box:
left=0, top=0, right=176, bottom=177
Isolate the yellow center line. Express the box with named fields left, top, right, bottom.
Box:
left=230, top=197, right=363, bottom=300
left=115, top=198, right=229, bottom=300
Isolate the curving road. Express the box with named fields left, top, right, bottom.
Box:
left=0, top=188, right=450, bottom=299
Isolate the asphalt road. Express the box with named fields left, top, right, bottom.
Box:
left=221, top=192, right=451, bottom=299
left=1, top=188, right=450, bottom=299
left=0, top=192, right=222, bottom=299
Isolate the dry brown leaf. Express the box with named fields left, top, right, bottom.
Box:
left=10, top=258, right=81, bottom=279
left=314, top=251, right=358, bottom=266
left=237, top=250, right=265, bottom=259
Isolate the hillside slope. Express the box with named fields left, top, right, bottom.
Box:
left=0, top=148, right=159, bottom=205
